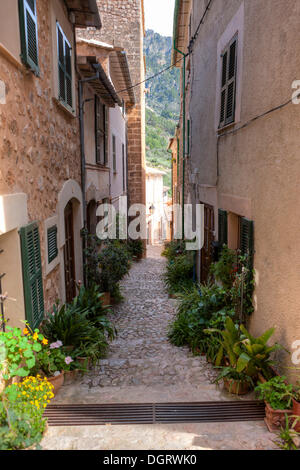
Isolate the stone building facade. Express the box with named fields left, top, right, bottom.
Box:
left=0, top=0, right=100, bottom=328
left=77, top=0, right=146, bottom=216
left=172, top=0, right=300, bottom=377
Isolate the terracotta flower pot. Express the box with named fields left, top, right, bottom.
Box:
left=101, top=292, right=111, bottom=306
left=64, top=369, right=78, bottom=384
left=47, top=371, right=64, bottom=395
left=223, top=378, right=251, bottom=395
left=292, top=399, right=300, bottom=432
left=264, top=402, right=293, bottom=432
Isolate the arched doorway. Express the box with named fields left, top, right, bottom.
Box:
left=64, top=200, right=76, bottom=303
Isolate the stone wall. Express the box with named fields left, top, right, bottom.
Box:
left=0, top=0, right=82, bottom=314
left=77, top=0, right=146, bottom=210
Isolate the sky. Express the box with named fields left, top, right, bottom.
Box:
left=144, top=0, right=175, bottom=37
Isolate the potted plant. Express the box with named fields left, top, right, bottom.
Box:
left=0, top=376, right=54, bottom=450
left=33, top=341, right=72, bottom=395
left=215, top=366, right=254, bottom=395
left=292, top=382, right=300, bottom=432
left=255, top=376, right=294, bottom=431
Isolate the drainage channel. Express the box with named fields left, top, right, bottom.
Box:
left=44, top=401, right=265, bottom=426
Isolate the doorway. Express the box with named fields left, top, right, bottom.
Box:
left=64, top=200, right=76, bottom=303
left=200, top=203, right=215, bottom=284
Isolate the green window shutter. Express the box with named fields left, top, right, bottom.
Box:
left=18, top=0, right=39, bottom=75
left=240, top=217, right=254, bottom=262
left=57, top=22, right=73, bottom=109
left=20, top=222, right=44, bottom=329
left=47, top=226, right=58, bottom=264
left=218, top=209, right=228, bottom=247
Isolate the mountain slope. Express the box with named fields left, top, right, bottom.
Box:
left=144, top=30, right=180, bottom=189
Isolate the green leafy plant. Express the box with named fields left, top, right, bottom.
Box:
left=205, top=317, right=283, bottom=378
left=255, top=376, right=293, bottom=410
left=274, top=414, right=300, bottom=450
left=98, top=240, right=131, bottom=296
left=0, top=326, right=47, bottom=382
left=214, top=366, right=254, bottom=392
left=162, top=240, right=186, bottom=262
left=72, top=284, right=116, bottom=340
left=41, top=302, right=92, bottom=348
left=164, top=253, right=194, bottom=294
left=33, top=344, right=69, bottom=378
left=210, top=246, right=237, bottom=289
left=0, top=376, right=54, bottom=450
left=126, top=239, right=144, bottom=260
left=168, top=283, right=234, bottom=355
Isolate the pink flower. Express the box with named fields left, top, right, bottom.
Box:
left=50, top=340, right=63, bottom=349
left=65, top=356, right=73, bottom=365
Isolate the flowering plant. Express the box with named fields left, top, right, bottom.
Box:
left=0, top=325, right=48, bottom=382
left=34, top=341, right=73, bottom=377
left=0, top=376, right=54, bottom=450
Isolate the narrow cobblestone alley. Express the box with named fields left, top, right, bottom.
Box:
left=41, top=247, right=276, bottom=450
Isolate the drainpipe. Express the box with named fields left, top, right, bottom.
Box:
left=78, top=65, right=101, bottom=285
left=173, top=42, right=186, bottom=240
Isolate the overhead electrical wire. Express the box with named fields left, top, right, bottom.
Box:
left=115, top=54, right=188, bottom=95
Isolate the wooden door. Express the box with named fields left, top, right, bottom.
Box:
left=200, top=204, right=215, bottom=284
left=64, top=201, right=76, bottom=303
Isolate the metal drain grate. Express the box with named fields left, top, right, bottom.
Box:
left=44, top=401, right=265, bottom=426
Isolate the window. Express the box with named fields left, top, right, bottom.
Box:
left=20, top=222, right=44, bottom=329
left=19, top=0, right=39, bottom=75
left=239, top=217, right=254, bottom=261
left=218, top=209, right=228, bottom=247
left=95, top=96, right=108, bottom=165
left=112, top=135, right=117, bottom=173
left=122, top=143, right=126, bottom=191
left=47, top=225, right=58, bottom=264
left=219, top=35, right=238, bottom=128
left=57, top=22, right=73, bottom=109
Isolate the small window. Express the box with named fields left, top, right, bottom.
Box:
left=112, top=135, right=117, bottom=173
left=219, top=35, right=238, bottom=128
left=47, top=225, right=58, bottom=264
left=95, top=96, right=108, bottom=165
left=56, top=22, right=73, bottom=109
left=19, top=0, right=39, bottom=75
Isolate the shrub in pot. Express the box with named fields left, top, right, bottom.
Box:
left=0, top=376, right=54, bottom=450
left=255, top=376, right=294, bottom=431
left=292, top=383, right=300, bottom=432
left=215, top=366, right=254, bottom=395
left=32, top=341, right=71, bottom=395
left=98, top=240, right=131, bottom=301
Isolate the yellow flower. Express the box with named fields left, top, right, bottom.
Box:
left=32, top=332, right=38, bottom=341
left=23, top=328, right=29, bottom=336
left=42, top=338, right=48, bottom=345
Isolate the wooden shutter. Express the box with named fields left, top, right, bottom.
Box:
left=20, top=222, right=44, bottom=329
left=57, top=23, right=73, bottom=108
left=47, top=226, right=58, bottom=264
left=240, top=217, right=254, bottom=262
left=19, top=0, right=39, bottom=75
left=219, top=36, right=237, bottom=128
left=104, top=107, right=109, bottom=165
left=112, top=135, right=116, bottom=172
left=218, top=209, right=228, bottom=247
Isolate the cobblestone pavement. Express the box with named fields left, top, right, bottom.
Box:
left=41, top=246, right=277, bottom=450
